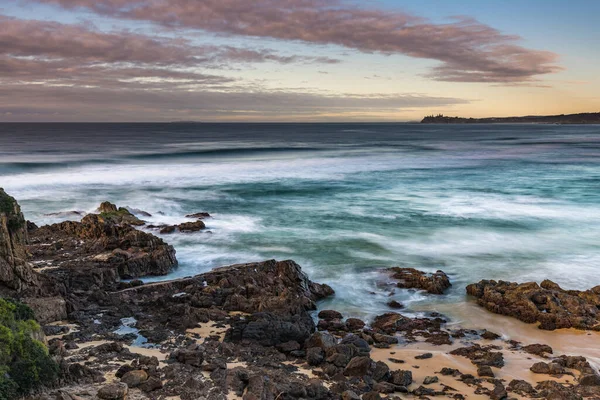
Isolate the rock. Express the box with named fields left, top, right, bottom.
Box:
left=228, top=311, right=316, bottom=347
left=341, top=390, right=361, bottom=400
left=579, top=374, right=600, bottom=386
left=307, top=347, right=325, bottom=366
left=439, top=367, right=460, bottom=376
left=477, top=365, right=494, bottom=377
left=362, top=392, right=382, bottom=400
left=318, top=309, right=343, bottom=320
left=522, top=343, right=553, bottom=356
left=97, top=202, right=145, bottom=226
left=415, top=352, right=433, bottom=360
left=121, top=369, right=148, bottom=387
left=535, top=380, right=580, bottom=400
left=156, top=220, right=206, bottom=234
left=372, top=361, right=390, bottom=382
left=276, top=340, right=301, bottom=353
left=340, top=334, right=370, bottom=353
left=423, top=376, right=438, bottom=385
left=387, top=300, right=404, bottom=309
left=371, top=312, right=406, bottom=334
left=22, top=296, right=68, bottom=324
left=388, top=267, right=451, bottom=294
left=372, top=381, right=396, bottom=393
left=346, top=318, right=366, bottom=331
left=481, top=330, right=501, bottom=340
left=389, top=370, right=412, bottom=386
left=530, top=362, right=565, bottom=375
left=305, top=331, right=337, bottom=350
left=450, top=344, right=504, bottom=368
left=139, top=376, right=163, bottom=392
left=97, top=383, right=128, bottom=400
left=0, top=188, right=39, bottom=295
left=185, top=212, right=211, bottom=219
left=508, top=379, right=536, bottom=395
left=466, top=279, right=600, bottom=331
left=413, top=386, right=436, bottom=396
left=343, top=356, right=373, bottom=376
left=28, top=210, right=177, bottom=286
left=490, top=383, right=508, bottom=400
left=171, top=344, right=204, bottom=367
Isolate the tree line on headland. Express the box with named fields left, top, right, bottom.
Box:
left=421, top=112, right=600, bottom=124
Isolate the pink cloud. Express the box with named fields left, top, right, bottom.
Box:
left=31, top=0, right=563, bottom=83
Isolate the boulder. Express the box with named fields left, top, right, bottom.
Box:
left=466, top=279, right=600, bottom=331
left=121, top=370, right=148, bottom=387
left=97, top=383, right=128, bottom=400
left=388, top=267, right=451, bottom=294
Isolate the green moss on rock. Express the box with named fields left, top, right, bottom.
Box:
left=0, top=298, right=58, bottom=399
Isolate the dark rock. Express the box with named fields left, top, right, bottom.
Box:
left=508, top=379, right=536, bottom=395
left=185, top=212, right=211, bottom=219
left=307, top=347, right=325, bottom=366
left=490, top=383, right=508, bottom=400
left=389, top=369, right=412, bottom=386
left=373, top=381, right=396, bottom=393
left=466, top=279, right=600, bottom=331
left=530, top=361, right=565, bottom=375
left=579, top=374, right=600, bottom=386
left=387, top=300, right=404, bottom=309
left=306, top=331, right=337, bottom=350
left=345, top=318, right=366, bottom=331
left=450, top=344, right=504, bottom=368
left=423, top=376, right=439, bottom=385
left=415, top=352, right=433, bottom=360
left=522, top=343, right=553, bottom=356
left=481, top=330, right=501, bottom=340
left=477, top=365, right=494, bottom=377
left=340, top=334, right=370, bottom=353
left=362, top=392, right=382, bottom=400
left=318, top=310, right=343, bottom=320
left=341, top=390, right=360, bottom=400
left=343, top=356, right=372, bottom=377
left=388, top=267, right=451, bottom=294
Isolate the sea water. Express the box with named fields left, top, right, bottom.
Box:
left=1, top=123, right=599, bottom=321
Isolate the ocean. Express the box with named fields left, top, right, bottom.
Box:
left=1, top=123, right=599, bottom=321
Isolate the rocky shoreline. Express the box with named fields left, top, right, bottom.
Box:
left=2, top=188, right=600, bottom=399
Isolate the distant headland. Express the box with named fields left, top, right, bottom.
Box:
left=421, top=112, right=600, bottom=124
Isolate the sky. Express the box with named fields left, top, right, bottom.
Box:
left=1, top=0, right=599, bottom=122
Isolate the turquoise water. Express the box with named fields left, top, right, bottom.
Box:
left=1, top=123, right=599, bottom=320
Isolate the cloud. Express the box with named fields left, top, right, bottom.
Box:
left=0, top=14, right=339, bottom=88
left=30, top=0, right=562, bottom=83
left=0, top=83, right=469, bottom=122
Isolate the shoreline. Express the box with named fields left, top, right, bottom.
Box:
left=3, top=191, right=600, bottom=399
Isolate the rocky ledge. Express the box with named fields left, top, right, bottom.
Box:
left=28, top=203, right=177, bottom=290
left=388, top=267, right=451, bottom=295
left=466, top=279, right=600, bottom=330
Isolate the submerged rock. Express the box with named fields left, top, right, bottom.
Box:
left=388, top=267, right=451, bottom=294
left=466, top=279, right=600, bottom=330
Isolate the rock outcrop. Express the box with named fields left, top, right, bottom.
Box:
left=466, top=279, right=600, bottom=330
left=28, top=207, right=177, bottom=291
left=0, top=188, right=38, bottom=295
left=388, top=267, right=451, bottom=294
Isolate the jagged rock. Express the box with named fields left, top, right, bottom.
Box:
left=490, top=383, right=508, bottom=400
left=466, top=279, right=600, bottom=330
left=508, top=379, right=536, bottom=395
left=388, top=267, right=451, bottom=294
left=423, top=376, right=439, bottom=385
left=477, top=365, right=494, bottom=377
left=415, top=352, right=433, bottom=360
left=343, top=356, right=373, bottom=376
left=481, top=330, right=501, bottom=340
left=530, top=361, right=566, bottom=375
left=98, top=202, right=144, bottom=226
left=318, top=309, right=343, bottom=320
left=450, top=344, right=504, bottom=368
left=522, top=343, right=553, bottom=356
left=345, top=318, right=366, bottom=331
left=185, top=212, right=211, bottom=219
left=28, top=208, right=177, bottom=289
left=0, top=188, right=38, bottom=294
left=387, top=300, right=404, bottom=309
left=389, top=369, right=412, bottom=386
